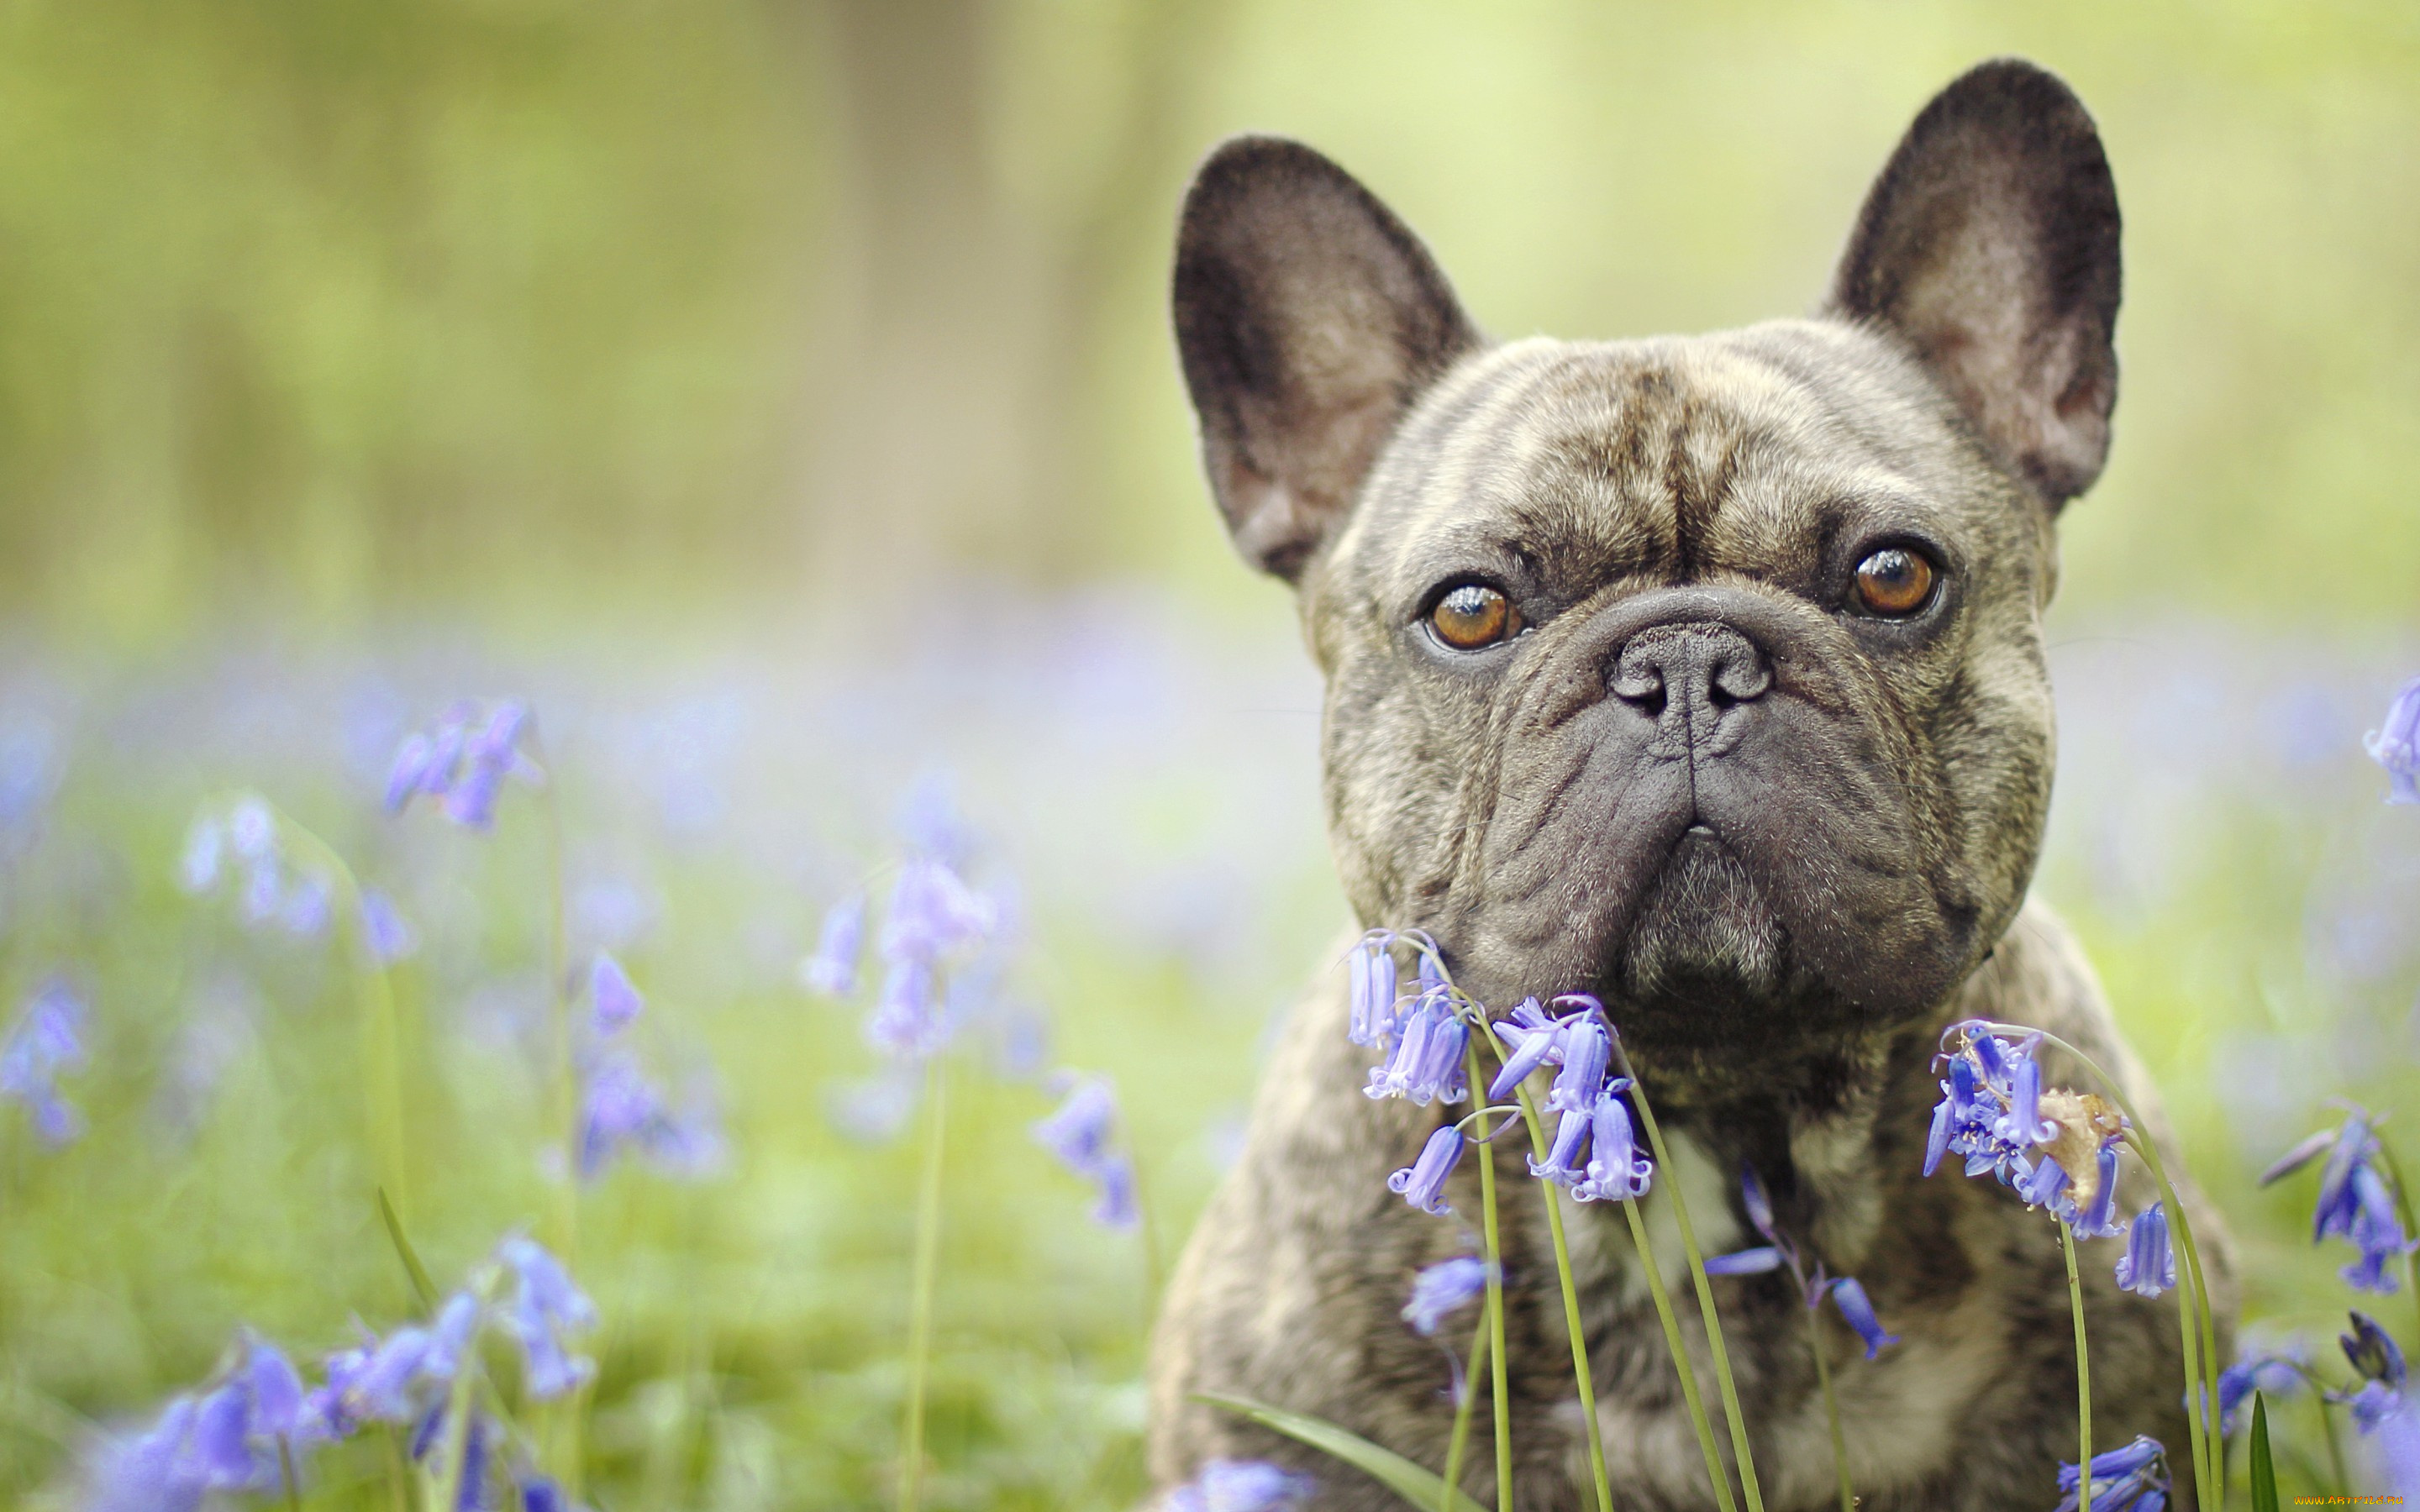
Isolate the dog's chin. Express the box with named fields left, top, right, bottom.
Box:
left=1591, top=830, right=1872, bottom=1075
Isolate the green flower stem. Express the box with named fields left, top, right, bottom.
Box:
left=1802, top=1301, right=1853, bottom=1512
left=1618, top=1194, right=1738, bottom=1512
left=1981, top=1022, right=2222, bottom=1507
left=1607, top=1041, right=1765, bottom=1512
left=1464, top=1040, right=1513, bottom=1512
left=897, top=1054, right=949, bottom=1512
left=426, top=1341, right=483, bottom=1512
left=385, top=1426, right=411, bottom=1512
left=277, top=1434, right=302, bottom=1512
left=529, top=753, right=588, bottom=1499
left=2061, top=1221, right=2092, bottom=1512
left=261, top=804, right=409, bottom=1224
left=1470, top=1034, right=1612, bottom=1512
left=2317, top=1394, right=2349, bottom=1494
left=1440, top=1306, right=1489, bottom=1512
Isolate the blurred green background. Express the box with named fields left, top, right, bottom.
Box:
left=6, top=2, right=2420, bottom=1507
left=2, top=0, right=2417, bottom=638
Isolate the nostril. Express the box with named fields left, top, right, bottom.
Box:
left=1610, top=652, right=1668, bottom=717
left=1709, top=652, right=1772, bottom=707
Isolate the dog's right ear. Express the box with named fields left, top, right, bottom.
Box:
left=1172, top=137, right=1481, bottom=583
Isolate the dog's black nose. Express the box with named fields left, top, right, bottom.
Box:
left=1609, top=622, right=1771, bottom=728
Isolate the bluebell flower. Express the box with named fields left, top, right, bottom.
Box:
left=2331, top=1312, right=2409, bottom=1435
left=1345, top=931, right=1400, bottom=1048
left=1573, top=1082, right=1652, bottom=1202
left=2018, top=1152, right=2070, bottom=1210
left=229, top=797, right=276, bottom=862
left=865, top=958, right=941, bottom=1058
left=1390, top=1126, right=1465, bottom=1216
left=1486, top=1000, right=1570, bottom=1099
left=187, top=1333, right=309, bottom=1492
left=409, top=1408, right=492, bottom=1509
left=1826, top=1278, right=1900, bottom=1360
left=1528, top=1106, right=1592, bottom=1189
left=500, top=1237, right=597, bottom=1399
left=177, top=817, right=224, bottom=894
left=2116, top=1202, right=2177, bottom=1298
left=277, top=876, right=331, bottom=938
left=86, top=1394, right=207, bottom=1512
left=2054, top=1436, right=2169, bottom=1512
left=590, top=954, right=643, bottom=1037
left=360, top=890, right=417, bottom=964
left=1545, top=1017, right=1609, bottom=1116
left=2365, top=675, right=2420, bottom=805
left=1702, top=1247, right=1785, bottom=1276
left=1926, top=1021, right=2128, bottom=1236
left=1402, top=1257, right=1491, bottom=1336
left=800, top=892, right=865, bottom=997
left=2264, top=1107, right=2416, bottom=1294
left=519, top=1473, right=590, bottom=1512
left=1363, top=992, right=1468, bottom=1107
left=2344, top=1310, right=2407, bottom=1391
left=878, top=857, right=994, bottom=966
left=2215, top=1342, right=2306, bottom=1436
left=0, top=978, right=88, bottom=1147
left=1165, top=1457, right=1314, bottom=1512
left=1033, top=1074, right=1141, bottom=1230
left=386, top=701, right=539, bottom=831
left=577, top=1053, right=668, bottom=1179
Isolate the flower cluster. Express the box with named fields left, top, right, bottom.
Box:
left=2366, top=675, right=2420, bottom=806
left=179, top=795, right=332, bottom=938
left=576, top=954, right=723, bottom=1182
left=2261, top=1105, right=2416, bottom=1294
left=1164, top=1458, right=1313, bottom=1512
left=1031, top=1072, right=1138, bottom=1229
left=0, top=978, right=87, bottom=1147
left=808, top=846, right=997, bottom=1062
left=1702, top=1165, right=1901, bottom=1360
left=1493, top=995, right=1652, bottom=1205
left=1349, top=930, right=1468, bottom=1107
left=1924, top=1021, right=2149, bottom=1279
left=92, top=1236, right=593, bottom=1511
left=384, top=701, right=543, bottom=831
left=2053, top=1436, right=2170, bottom=1512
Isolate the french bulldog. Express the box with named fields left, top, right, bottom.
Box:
left=1146, top=58, right=2234, bottom=1509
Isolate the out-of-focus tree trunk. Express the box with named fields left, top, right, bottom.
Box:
left=799, top=0, right=1222, bottom=587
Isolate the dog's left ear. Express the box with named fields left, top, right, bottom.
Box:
left=1829, top=59, right=2122, bottom=507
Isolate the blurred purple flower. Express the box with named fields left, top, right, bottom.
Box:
left=360, top=890, right=417, bottom=964
left=799, top=892, right=865, bottom=997
left=1, top=978, right=87, bottom=1147
left=1033, top=1073, right=1139, bottom=1229
left=499, top=1237, right=597, bottom=1399
left=2365, top=675, right=2420, bottom=805
left=177, top=817, right=224, bottom=894
left=576, top=1051, right=722, bottom=1182
left=386, top=701, right=540, bottom=832
left=878, top=857, right=993, bottom=966
left=1165, top=1458, right=1313, bottom=1512
left=590, top=954, right=643, bottom=1037
left=1704, top=1165, right=1898, bottom=1359
left=2215, top=1341, right=2306, bottom=1436
left=1402, top=1257, right=1490, bottom=1336
left=2264, top=1107, right=2417, bottom=1294
left=86, top=1395, right=207, bottom=1512
left=827, top=1067, right=922, bottom=1144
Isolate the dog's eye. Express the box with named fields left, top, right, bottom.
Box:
left=1429, top=584, right=1521, bottom=649
left=1853, top=548, right=1937, bottom=617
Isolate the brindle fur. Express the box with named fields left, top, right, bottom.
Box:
left=1149, top=60, right=2235, bottom=1509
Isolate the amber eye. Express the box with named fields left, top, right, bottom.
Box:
left=1853, top=548, right=1937, bottom=617
left=1429, top=583, right=1520, bottom=649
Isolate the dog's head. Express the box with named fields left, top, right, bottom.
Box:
left=1171, top=60, right=2119, bottom=1081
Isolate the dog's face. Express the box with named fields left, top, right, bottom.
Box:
left=1172, top=61, right=2121, bottom=1081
